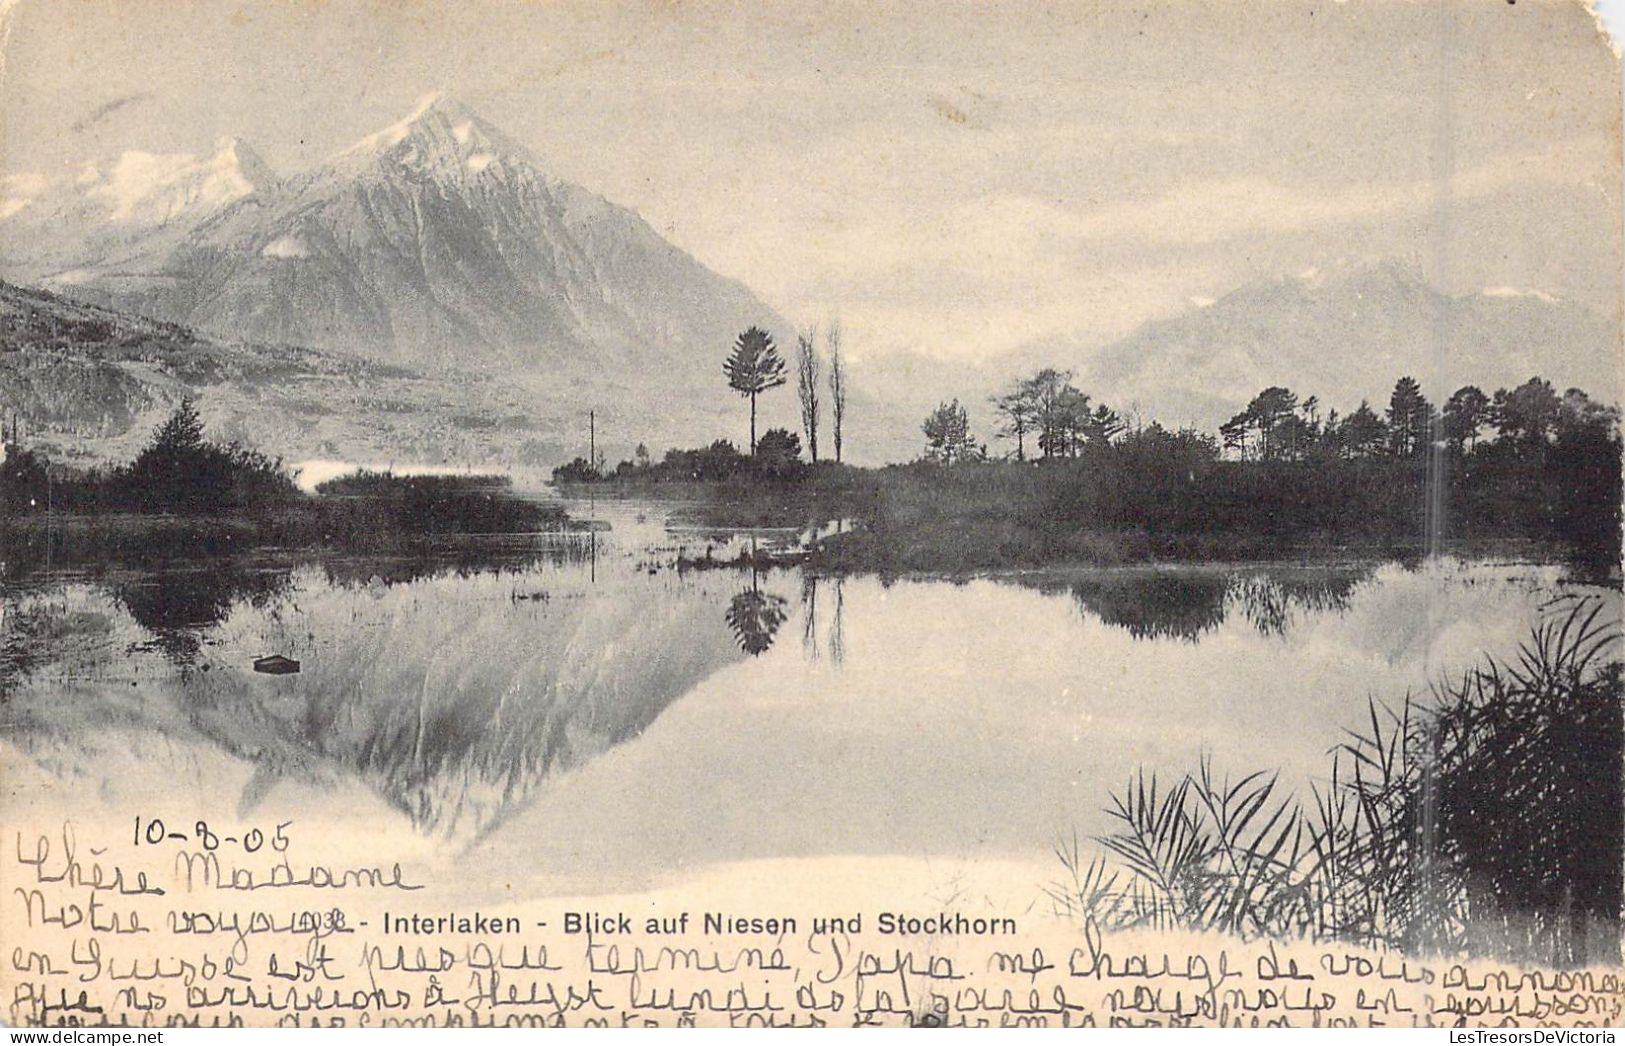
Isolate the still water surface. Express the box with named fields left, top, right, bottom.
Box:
left=1, top=499, right=1612, bottom=898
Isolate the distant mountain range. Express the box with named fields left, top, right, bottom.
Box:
left=1026, top=262, right=1621, bottom=432
left=2, top=94, right=1615, bottom=466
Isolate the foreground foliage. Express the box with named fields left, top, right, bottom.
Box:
left=1047, top=598, right=1623, bottom=967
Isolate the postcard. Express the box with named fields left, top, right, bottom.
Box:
left=2, top=0, right=1621, bottom=1029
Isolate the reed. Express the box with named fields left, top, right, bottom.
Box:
left=1050, top=597, right=1623, bottom=966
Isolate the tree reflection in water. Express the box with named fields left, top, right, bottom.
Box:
left=1228, top=572, right=1366, bottom=635
left=727, top=571, right=790, bottom=656
left=115, top=566, right=292, bottom=667
left=108, top=542, right=593, bottom=669
left=830, top=578, right=846, bottom=666
left=1059, top=573, right=1230, bottom=642
left=801, top=575, right=820, bottom=660
left=1056, top=566, right=1371, bottom=642
left=798, top=575, right=848, bottom=666
left=10, top=528, right=1392, bottom=851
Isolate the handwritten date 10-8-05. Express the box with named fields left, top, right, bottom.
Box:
left=132, top=817, right=290, bottom=854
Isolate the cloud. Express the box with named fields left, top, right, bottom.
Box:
left=1481, top=286, right=1559, bottom=303
left=747, top=141, right=1602, bottom=302
left=1031, top=139, right=1608, bottom=250
left=0, top=171, right=46, bottom=220
left=717, top=131, right=1613, bottom=364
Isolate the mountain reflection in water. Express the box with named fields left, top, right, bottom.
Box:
left=3, top=528, right=767, bottom=842
left=2, top=502, right=1607, bottom=877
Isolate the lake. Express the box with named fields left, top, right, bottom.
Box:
left=2, top=498, right=1615, bottom=905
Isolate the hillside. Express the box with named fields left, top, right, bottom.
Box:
left=0, top=281, right=585, bottom=470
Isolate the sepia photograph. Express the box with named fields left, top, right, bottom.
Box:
left=1, top=0, right=1621, bottom=1030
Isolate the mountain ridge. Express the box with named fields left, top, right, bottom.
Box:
left=2, top=93, right=792, bottom=385
left=1004, top=261, right=1622, bottom=432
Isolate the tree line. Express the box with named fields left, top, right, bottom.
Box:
left=1, top=399, right=563, bottom=541
left=917, top=369, right=1617, bottom=468
left=923, top=367, right=1130, bottom=464
left=1215, top=376, right=1613, bottom=462
left=880, top=367, right=1621, bottom=566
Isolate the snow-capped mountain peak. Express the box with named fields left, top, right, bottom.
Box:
left=72, top=136, right=277, bottom=227
left=0, top=89, right=792, bottom=435
left=329, top=91, right=531, bottom=180
left=0, top=135, right=280, bottom=275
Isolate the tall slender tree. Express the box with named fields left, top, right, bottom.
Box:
left=722, top=326, right=787, bottom=455
left=1245, top=386, right=1299, bottom=460
left=826, top=321, right=847, bottom=464
left=1492, top=377, right=1562, bottom=447
left=1557, top=387, right=1619, bottom=444
left=149, top=397, right=207, bottom=458
left=1090, top=403, right=1125, bottom=446
left=1055, top=385, right=1094, bottom=456
left=795, top=327, right=822, bottom=463
left=1220, top=412, right=1251, bottom=460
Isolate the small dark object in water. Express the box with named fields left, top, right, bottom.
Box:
left=253, top=655, right=301, bottom=675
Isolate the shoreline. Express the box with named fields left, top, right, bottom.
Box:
left=5, top=505, right=1615, bottom=593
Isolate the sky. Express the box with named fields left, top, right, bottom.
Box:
left=0, top=0, right=1619, bottom=366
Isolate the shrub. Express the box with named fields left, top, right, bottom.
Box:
left=551, top=457, right=600, bottom=483
left=753, top=428, right=805, bottom=480
left=0, top=445, right=48, bottom=514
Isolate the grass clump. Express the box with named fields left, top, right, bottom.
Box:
left=1049, top=597, right=1622, bottom=967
